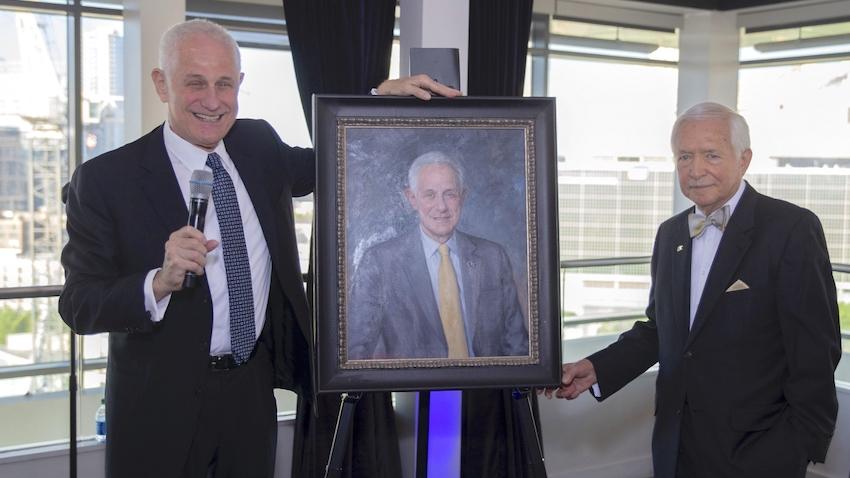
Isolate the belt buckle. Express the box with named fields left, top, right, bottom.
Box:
left=209, top=354, right=236, bottom=371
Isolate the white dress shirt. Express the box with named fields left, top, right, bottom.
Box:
left=142, top=122, right=272, bottom=356
left=419, top=227, right=475, bottom=356
left=689, top=180, right=746, bottom=328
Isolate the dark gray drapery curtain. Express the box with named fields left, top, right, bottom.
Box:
left=282, top=1, right=400, bottom=477
left=284, top=0, right=396, bottom=135
left=467, top=0, right=534, bottom=97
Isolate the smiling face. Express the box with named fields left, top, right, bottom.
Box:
left=675, top=117, right=752, bottom=215
left=405, top=163, right=465, bottom=243
left=151, top=33, right=242, bottom=151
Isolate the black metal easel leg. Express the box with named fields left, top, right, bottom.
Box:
left=69, top=330, right=77, bottom=478
left=323, top=392, right=363, bottom=478
left=512, top=388, right=547, bottom=478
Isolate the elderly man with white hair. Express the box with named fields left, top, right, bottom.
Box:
left=550, top=102, right=841, bottom=478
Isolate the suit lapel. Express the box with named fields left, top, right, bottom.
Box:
left=457, top=232, right=481, bottom=340
left=670, top=212, right=692, bottom=345
left=137, top=125, right=187, bottom=235
left=402, top=231, right=444, bottom=338
left=686, top=184, right=756, bottom=346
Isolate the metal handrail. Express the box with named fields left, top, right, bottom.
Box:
left=560, top=259, right=850, bottom=273
left=561, top=316, right=850, bottom=341
left=0, top=358, right=106, bottom=380
left=562, top=310, right=645, bottom=326
left=561, top=256, right=651, bottom=268
left=0, top=285, right=62, bottom=300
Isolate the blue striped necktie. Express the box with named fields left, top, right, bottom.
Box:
left=206, top=152, right=255, bottom=364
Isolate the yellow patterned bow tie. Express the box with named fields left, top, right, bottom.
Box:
left=688, top=205, right=730, bottom=239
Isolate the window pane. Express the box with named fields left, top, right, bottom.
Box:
left=0, top=374, right=70, bottom=448
left=0, top=6, right=69, bottom=368
left=0, top=296, right=67, bottom=377
left=81, top=333, right=107, bottom=390
left=561, top=263, right=651, bottom=339
left=239, top=47, right=310, bottom=147
left=15, top=0, right=68, bottom=5
left=82, top=0, right=123, bottom=9
left=739, top=59, right=850, bottom=264
left=549, top=55, right=677, bottom=336
left=740, top=22, right=850, bottom=62
left=239, top=46, right=313, bottom=273
left=550, top=18, right=679, bottom=62
left=836, top=271, right=850, bottom=383
left=0, top=8, right=68, bottom=276
left=390, top=39, right=400, bottom=79
left=550, top=56, right=677, bottom=260
left=82, top=15, right=125, bottom=162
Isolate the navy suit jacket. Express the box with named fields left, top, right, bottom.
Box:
left=59, top=120, right=314, bottom=477
left=588, top=183, right=841, bottom=478
left=347, top=228, right=528, bottom=359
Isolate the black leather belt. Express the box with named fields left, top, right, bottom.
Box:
left=208, top=354, right=239, bottom=371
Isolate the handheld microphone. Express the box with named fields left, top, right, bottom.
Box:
left=182, top=170, right=214, bottom=289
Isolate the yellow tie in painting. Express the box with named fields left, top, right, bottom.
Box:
left=437, top=244, right=468, bottom=358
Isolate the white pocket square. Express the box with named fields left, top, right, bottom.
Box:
left=725, top=279, right=749, bottom=292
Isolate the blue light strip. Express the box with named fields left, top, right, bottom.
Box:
left=427, top=390, right=462, bottom=478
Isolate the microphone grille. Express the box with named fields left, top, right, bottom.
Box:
left=189, top=170, right=214, bottom=199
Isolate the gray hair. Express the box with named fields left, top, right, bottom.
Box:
left=159, top=19, right=241, bottom=75
left=671, top=102, right=750, bottom=157
left=407, top=151, right=465, bottom=192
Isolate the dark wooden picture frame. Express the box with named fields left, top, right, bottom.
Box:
left=314, top=95, right=560, bottom=393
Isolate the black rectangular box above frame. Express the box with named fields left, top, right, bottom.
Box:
left=314, top=95, right=560, bottom=393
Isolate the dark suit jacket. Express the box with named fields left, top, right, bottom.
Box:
left=348, top=228, right=528, bottom=359
left=59, top=120, right=314, bottom=477
left=588, top=183, right=841, bottom=478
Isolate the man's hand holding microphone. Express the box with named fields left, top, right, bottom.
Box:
left=152, top=170, right=218, bottom=301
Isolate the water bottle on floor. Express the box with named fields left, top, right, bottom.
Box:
left=95, top=398, right=106, bottom=443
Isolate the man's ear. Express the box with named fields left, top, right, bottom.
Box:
left=151, top=68, right=169, bottom=103
left=404, top=188, right=416, bottom=208
left=740, top=148, right=753, bottom=174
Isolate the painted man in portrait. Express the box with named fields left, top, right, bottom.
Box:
left=348, top=151, right=529, bottom=360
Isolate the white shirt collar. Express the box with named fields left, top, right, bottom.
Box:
left=419, top=226, right=458, bottom=257
left=162, top=121, right=228, bottom=172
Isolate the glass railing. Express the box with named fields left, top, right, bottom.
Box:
left=560, top=256, right=652, bottom=340
left=0, top=261, right=848, bottom=452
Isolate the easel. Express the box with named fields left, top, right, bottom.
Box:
left=322, top=388, right=547, bottom=478
left=324, top=392, right=363, bottom=478
left=511, top=388, right=548, bottom=477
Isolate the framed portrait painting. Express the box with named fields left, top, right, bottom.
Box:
left=314, top=95, right=560, bottom=393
